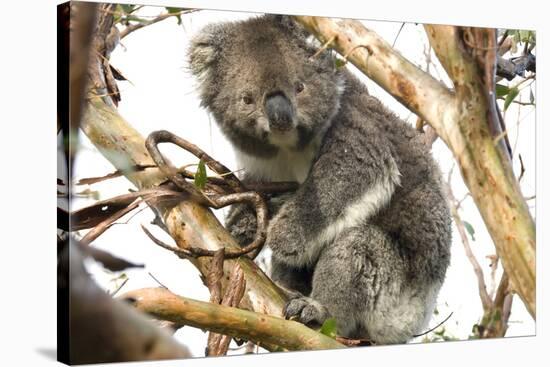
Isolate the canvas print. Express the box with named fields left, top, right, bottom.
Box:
left=57, top=1, right=536, bottom=364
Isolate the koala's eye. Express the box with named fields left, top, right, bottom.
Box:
left=295, top=81, right=305, bottom=94
left=242, top=95, right=253, bottom=105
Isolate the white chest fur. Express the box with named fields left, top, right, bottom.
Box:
left=235, top=140, right=320, bottom=184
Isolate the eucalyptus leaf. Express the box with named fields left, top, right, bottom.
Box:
left=463, top=220, right=476, bottom=241
left=504, top=87, right=519, bottom=111
left=320, top=317, right=338, bottom=339
left=495, top=84, right=510, bottom=98
left=165, top=7, right=182, bottom=14
left=120, top=4, right=135, bottom=14
left=194, top=159, right=207, bottom=189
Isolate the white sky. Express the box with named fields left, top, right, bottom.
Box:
left=72, top=7, right=536, bottom=358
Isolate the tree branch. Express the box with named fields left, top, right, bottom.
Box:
left=207, top=264, right=247, bottom=356
left=293, top=16, right=455, bottom=128
left=81, top=7, right=289, bottom=322
left=294, top=16, right=535, bottom=318
left=425, top=25, right=535, bottom=317
left=63, top=242, right=191, bottom=363
left=120, top=287, right=345, bottom=352
left=82, top=96, right=288, bottom=316
left=119, top=10, right=197, bottom=39
left=445, top=182, right=493, bottom=311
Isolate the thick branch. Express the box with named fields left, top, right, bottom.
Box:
left=294, top=16, right=535, bottom=318
left=64, top=242, right=190, bottom=363
left=82, top=98, right=288, bottom=317
left=121, top=287, right=344, bottom=352
left=293, top=16, right=456, bottom=141
left=81, top=5, right=290, bottom=324
left=425, top=25, right=535, bottom=317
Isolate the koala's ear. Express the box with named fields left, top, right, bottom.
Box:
left=188, top=24, right=225, bottom=80
left=271, top=15, right=309, bottom=39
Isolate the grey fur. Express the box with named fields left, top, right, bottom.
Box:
left=188, top=15, right=452, bottom=344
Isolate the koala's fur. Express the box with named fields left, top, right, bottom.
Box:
left=188, top=15, right=452, bottom=344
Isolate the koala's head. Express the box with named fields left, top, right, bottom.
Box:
left=188, top=15, right=343, bottom=158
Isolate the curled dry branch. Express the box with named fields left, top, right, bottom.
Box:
left=144, top=130, right=268, bottom=260
left=74, top=187, right=185, bottom=245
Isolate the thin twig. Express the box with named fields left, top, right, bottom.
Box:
left=343, top=44, right=373, bottom=62
left=80, top=199, right=142, bottom=246
left=392, top=23, right=406, bottom=48
left=76, top=164, right=157, bottom=185
left=445, top=182, right=493, bottom=311
left=148, top=272, right=169, bottom=289
left=141, top=224, right=264, bottom=260
left=119, top=9, right=198, bottom=39
left=310, top=35, right=337, bottom=59
left=110, top=278, right=129, bottom=297
left=413, top=312, right=454, bottom=337
left=456, top=192, right=471, bottom=210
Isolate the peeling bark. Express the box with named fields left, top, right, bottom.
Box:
left=81, top=98, right=288, bottom=317
left=294, top=16, right=535, bottom=319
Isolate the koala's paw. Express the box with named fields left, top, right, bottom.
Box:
left=225, top=204, right=257, bottom=247
left=283, top=296, right=330, bottom=328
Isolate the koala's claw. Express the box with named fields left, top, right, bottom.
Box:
left=283, top=296, right=331, bottom=327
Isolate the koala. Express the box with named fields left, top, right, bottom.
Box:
left=188, top=15, right=452, bottom=344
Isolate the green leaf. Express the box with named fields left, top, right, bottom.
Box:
left=334, top=58, right=347, bottom=69
left=519, top=30, right=532, bottom=43
left=165, top=7, right=182, bottom=14
left=495, top=84, right=510, bottom=98
left=504, top=87, right=519, bottom=111
left=194, top=159, right=207, bottom=189
left=120, top=4, right=136, bottom=14
left=463, top=220, right=476, bottom=241
left=320, top=317, right=338, bottom=339
left=164, top=8, right=183, bottom=24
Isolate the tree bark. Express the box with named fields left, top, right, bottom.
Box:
left=76, top=3, right=298, bottom=353
left=121, top=287, right=345, bottom=352
left=293, top=16, right=535, bottom=319
left=65, top=242, right=191, bottom=363
left=81, top=98, right=288, bottom=317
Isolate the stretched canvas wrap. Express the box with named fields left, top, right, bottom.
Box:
left=57, top=1, right=536, bottom=365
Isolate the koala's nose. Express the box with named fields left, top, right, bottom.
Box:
left=264, top=92, right=294, bottom=132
